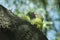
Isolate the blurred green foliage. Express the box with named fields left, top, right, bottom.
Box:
left=17, top=13, right=43, bottom=30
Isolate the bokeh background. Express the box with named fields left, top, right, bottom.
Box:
left=0, top=0, right=60, bottom=40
